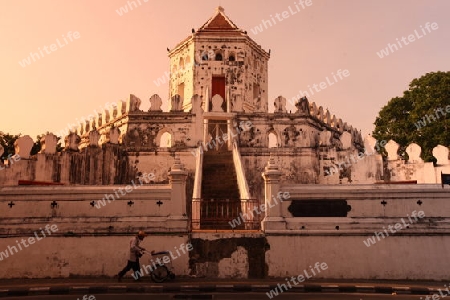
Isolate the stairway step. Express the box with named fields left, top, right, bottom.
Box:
left=201, top=150, right=240, bottom=202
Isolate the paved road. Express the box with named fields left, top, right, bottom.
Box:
left=0, top=293, right=424, bottom=300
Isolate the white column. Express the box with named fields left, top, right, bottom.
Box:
left=261, top=154, right=286, bottom=231
left=168, top=155, right=189, bottom=231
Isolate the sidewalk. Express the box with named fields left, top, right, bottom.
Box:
left=0, top=277, right=447, bottom=297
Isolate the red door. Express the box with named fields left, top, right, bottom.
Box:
left=211, top=76, right=226, bottom=112
left=212, top=76, right=225, bottom=98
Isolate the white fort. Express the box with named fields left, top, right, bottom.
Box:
left=1, top=7, right=449, bottom=281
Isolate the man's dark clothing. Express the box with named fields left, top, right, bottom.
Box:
left=117, top=235, right=145, bottom=281
left=118, top=259, right=141, bottom=280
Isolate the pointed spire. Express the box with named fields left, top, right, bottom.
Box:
left=198, top=6, right=239, bottom=31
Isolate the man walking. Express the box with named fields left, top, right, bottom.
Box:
left=117, top=231, right=146, bottom=281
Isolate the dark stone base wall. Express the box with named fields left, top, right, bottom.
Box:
left=189, top=236, right=268, bottom=278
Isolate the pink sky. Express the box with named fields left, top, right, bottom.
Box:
left=1, top=0, right=449, bottom=140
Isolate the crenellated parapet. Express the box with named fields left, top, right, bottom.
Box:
left=14, top=135, right=33, bottom=159
left=320, top=134, right=450, bottom=185
left=70, top=93, right=201, bottom=150
left=39, top=133, right=58, bottom=154
left=2, top=89, right=368, bottom=189
left=234, top=95, right=363, bottom=152
left=0, top=90, right=382, bottom=189
left=381, top=140, right=450, bottom=184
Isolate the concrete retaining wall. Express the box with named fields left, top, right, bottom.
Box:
left=265, top=235, right=450, bottom=279
left=1, top=184, right=450, bottom=280
left=0, top=235, right=190, bottom=279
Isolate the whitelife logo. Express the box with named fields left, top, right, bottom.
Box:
left=414, top=105, right=450, bottom=130
left=115, top=0, right=149, bottom=16
left=228, top=192, right=290, bottom=229
left=376, top=22, right=439, bottom=58
left=363, top=210, right=425, bottom=247
left=131, top=243, right=194, bottom=280
left=18, top=31, right=81, bottom=68
left=0, top=224, right=58, bottom=261
left=420, top=284, right=450, bottom=300
left=250, top=0, right=313, bottom=35
left=94, top=172, right=155, bottom=209
left=287, top=69, right=350, bottom=106
left=77, top=296, right=95, bottom=300
left=0, top=154, right=21, bottom=170
left=266, top=262, right=328, bottom=298
left=324, top=140, right=387, bottom=176
left=153, top=49, right=211, bottom=87
left=190, top=121, right=253, bottom=157
left=54, top=101, right=116, bottom=138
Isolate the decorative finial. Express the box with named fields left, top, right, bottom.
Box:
left=268, top=153, right=276, bottom=166
left=262, top=153, right=283, bottom=177
left=217, top=6, right=224, bottom=13
left=264, top=153, right=280, bottom=173
left=171, top=155, right=184, bottom=171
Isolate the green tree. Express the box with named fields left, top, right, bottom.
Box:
left=30, top=135, right=42, bottom=156
left=373, top=71, right=450, bottom=162
left=0, top=132, right=63, bottom=160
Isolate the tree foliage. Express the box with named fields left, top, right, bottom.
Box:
left=0, top=132, right=63, bottom=161
left=0, top=132, right=21, bottom=161
left=373, top=71, right=450, bottom=162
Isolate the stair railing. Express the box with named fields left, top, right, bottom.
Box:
left=232, top=141, right=251, bottom=199
left=232, top=141, right=256, bottom=228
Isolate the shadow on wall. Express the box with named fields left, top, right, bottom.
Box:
left=189, top=236, right=268, bottom=279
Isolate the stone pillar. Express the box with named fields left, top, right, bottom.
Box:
left=39, top=133, right=58, bottom=154
left=109, top=126, right=121, bottom=144
left=191, top=94, right=204, bottom=149
left=168, top=155, right=189, bottom=231
left=385, top=139, right=400, bottom=161
left=261, top=154, right=286, bottom=231
left=89, top=129, right=100, bottom=147
left=14, top=135, right=33, bottom=159
left=65, top=132, right=81, bottom=152
left=227, top=119, right=233, bottom=150
left=226, top=86, right=231, bottom=113
left=35, top=152, right=57, bottom=182
left=149, top=94, right=163, bottom=112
